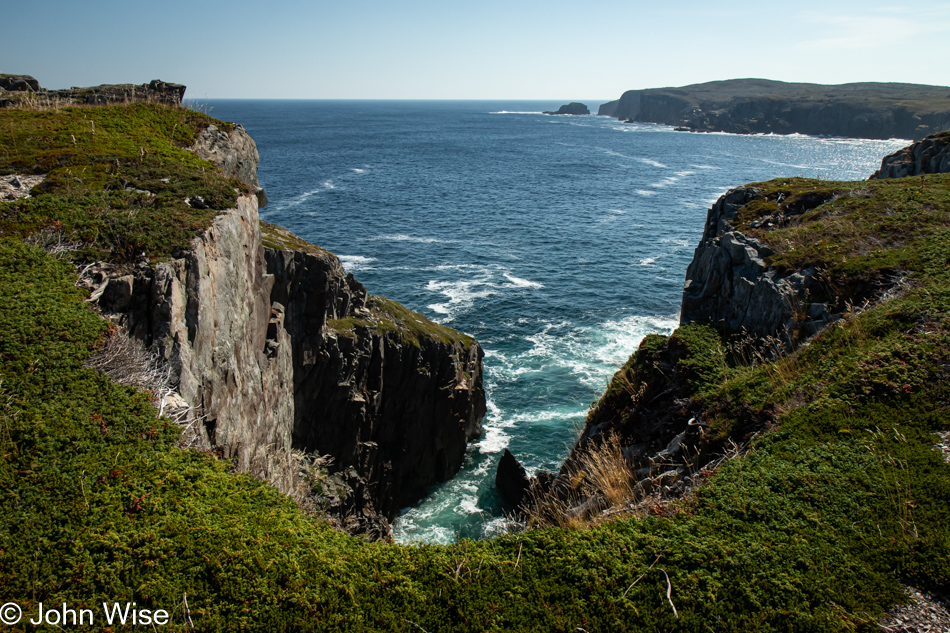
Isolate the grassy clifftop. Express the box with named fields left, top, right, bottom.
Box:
left=0, top=103, right=245, bottom=261
left=1, top=103, right=948, bottom=631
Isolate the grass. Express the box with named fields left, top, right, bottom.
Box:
left=329, top=295, right=475, bottom=350
left=0, top=102, right=249, bottom=262
left=1, top=104, right=949, bottom=631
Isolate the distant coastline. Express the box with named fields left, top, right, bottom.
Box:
left=598, top=78, right=950, bottom=140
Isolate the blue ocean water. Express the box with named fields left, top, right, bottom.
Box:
left=202, top=100, right=907, bottom=543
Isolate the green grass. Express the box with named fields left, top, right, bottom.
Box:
left=2, top=106, right=949, bottom=631
left=0, top=103, right=248, bottom=262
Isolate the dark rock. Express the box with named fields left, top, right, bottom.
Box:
left=0, top=78, right=187, bottom=108
left=0, top=74, right=40, bottom=92
left=870, top=130, right=950, bottom=179
left=495, top=449, right=530, bottom=510
left=543, top=102, right=590, bottom=116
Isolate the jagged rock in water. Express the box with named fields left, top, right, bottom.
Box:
left=544, top=102, right=590, bottom=115
left=495, top=449, right=531, bottom=510
left=870, top=130, right=950, bottom=179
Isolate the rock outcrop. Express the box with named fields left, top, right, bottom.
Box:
left=264, top=225, right=485, bottom=519
left=0, top=75, right=186, bottom=108
left=870, top=130, right=950, bottom=179
left=680, top=187, right=837, bottom=344
left=544, top=102, right=590, bottom=115
left=495, top=449, right=531, bottom=510
left=94, top=121, right=485, bottom=536
left=190, top=123, right=268, bottom=206
left=598, top=79, right=950, bottom=140
left=0, top=74, right=40, bottom=92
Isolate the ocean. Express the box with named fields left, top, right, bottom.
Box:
left=201, top=99, right=907, bottom=543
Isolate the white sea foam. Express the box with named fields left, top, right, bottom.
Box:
left=351, top=168, right=366, bottom=174
left=639, top=256, right=658, bottom=266
left=374, top=233, right=448, bottom=244
left=636, top=189, right=658, bottom=196
left=426, top=268, right=543, bottom=321
left=502, top=273, right=543, bottom=289
left=322, top=180, right=336, bottom=189
left=608, top=208, right=627, bottom=215
left=338, top=255, right=376, bottom=272
left=690, top=164, right=719, bottom=170
left=637, top=158, right=668, bottom=169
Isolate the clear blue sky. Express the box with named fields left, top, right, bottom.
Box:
left=3, top=1, right=948, bottom=100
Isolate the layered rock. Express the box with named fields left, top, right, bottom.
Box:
left=598, top=79, right=950, bottom=140
left=870, top=130, right=950, bottom=179
left=544, top=102, right=590, bottom=115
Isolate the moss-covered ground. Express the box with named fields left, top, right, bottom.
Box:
left=1, top=104, right=948, bottom=631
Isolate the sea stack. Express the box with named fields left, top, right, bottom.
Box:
left=544, top=102, right=590, bottom=115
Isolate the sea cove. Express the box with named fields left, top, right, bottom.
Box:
left=203, top=99, right=909, bottom=541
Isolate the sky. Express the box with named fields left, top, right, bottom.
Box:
left=3, top=1, right=949, bottom=100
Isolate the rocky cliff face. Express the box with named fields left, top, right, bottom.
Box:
left=680, top=187, right=837, bottom=345
left=870, top=130, right=950, bottom=179
left=264, top=225, right=485, bottom=520
left=599, top=79, right=950, bottom=140
left=95, top=128, right=485, bottom=536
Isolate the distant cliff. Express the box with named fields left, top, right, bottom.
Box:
left=598, top=79, right=950, bottom=140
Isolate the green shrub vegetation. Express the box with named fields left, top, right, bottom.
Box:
left=1, top=105, right=948, bottom=631
left=0, top=103, right=248, bottom=261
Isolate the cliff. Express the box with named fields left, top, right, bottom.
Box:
left=871, top=129, right=950, bottom=179
left=515, top=136, right=950, bottom=558
left=598, top=78, right=950, bottom=140
left=0, top=96, right=484, bottom=537
left=3, top=89, right=950, bottom=632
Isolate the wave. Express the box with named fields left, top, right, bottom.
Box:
left=637, top=158, right=668, bottom=169
left=425, top=268, right=544, bottom=321
left=338, top=255, right=377, bottom=272
left=372, top=234, right=453, bottom=244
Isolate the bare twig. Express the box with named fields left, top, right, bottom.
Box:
left=182, top=592, right=194, bottom=629
left=402, top=619, right=429, bottom=633
left=660, top=569, right=678, bottom=619
left=622, top=555, right=661, bottom=598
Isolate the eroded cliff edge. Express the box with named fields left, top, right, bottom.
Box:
left=504, top=133, right=950, bottom=530
left=91, top=126, right=484, bottom=537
